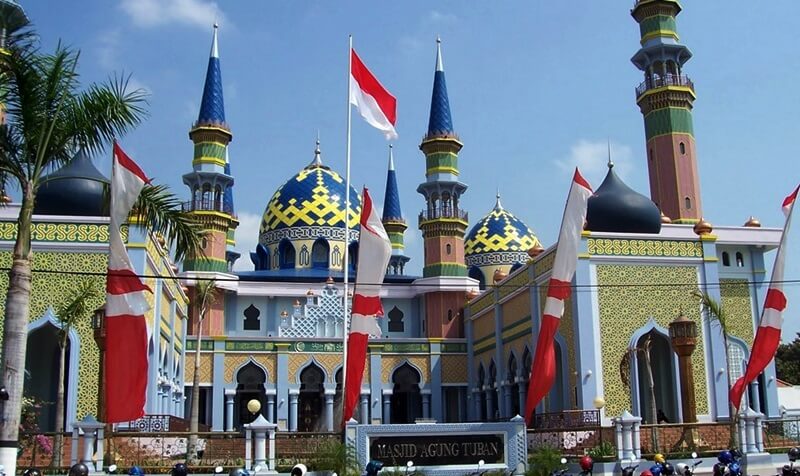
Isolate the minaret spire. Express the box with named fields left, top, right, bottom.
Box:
left=427, top=36, right=454, bottom=138
left=382, top=144, right=410, bottom=275
left=197, top=23, right=226, bottom=128
left=607, top=138, right=613, bottom=168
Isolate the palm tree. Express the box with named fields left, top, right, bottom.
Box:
left=0, top=32, right=203, bottom=473
left=692, top=290, right=738, bottom=446
left=51, top=280, right=102, bottom=468
left=187, top=278, right=216, bottom=464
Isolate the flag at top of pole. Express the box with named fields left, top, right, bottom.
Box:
left=349, top=47, right=397, bottom=139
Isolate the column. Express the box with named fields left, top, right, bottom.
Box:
left=369, top=345, right=383, bottom=424
left=485, top=387, right=493, bottom=420
left=224, top=389, right=236, bottom=431
left=517, top=378, right=527, bottom=418
left=289, top=390, right=299, bottom=432
left=161, top=383, right=171, bottom=414
left=359, top=393, right=369, bottom=424
left=472, top=389, right=482, bottom=420
left=382, top=390, right=392, bottom=424
left=276, top=343, right=291, bottom=430
left=324, top=390, right=335, bottom=431
left=266, top=390, right=276, bottom=423
left=421, top=390, right=431, bottom=419
left=502, top=382, right=513, bottom=419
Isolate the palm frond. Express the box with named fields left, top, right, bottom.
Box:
left=133, top=184, right=205, bottom=262
left=692, top=289, right=728, bottom=333
left=55, top=280, right=102, bottom=338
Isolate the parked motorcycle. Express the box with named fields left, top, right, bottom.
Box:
left=579, top=455, right=594, bottom=476
left=675, top=452, right=702, bottom=476
left=621, top=462, right=639, bottom=476
left=781, top=446, right=800, bottom=476
left=550, top=457, right=569, bottom=476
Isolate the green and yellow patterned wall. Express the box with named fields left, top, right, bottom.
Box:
left=596, top=264, right=708, bottom=418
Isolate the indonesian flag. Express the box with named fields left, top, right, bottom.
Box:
left=105, top=142, right=152, bottom=423
left=524, top=169, right=593, bottom=425
left=350, top=48, right=397, bottom=139
left=342, top=188, right=392, bottom=423
left=730, top=184, right=799, bottom=410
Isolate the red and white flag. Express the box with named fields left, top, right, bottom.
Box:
left=342, top=188, right=392, bottom=423
left=730, top=184, right=799, bottom=410
left=105, top=142, right=152, bottom=423
left=350, top=48, right=397, bottom=139
left=524, top=169, right=593, bottom=425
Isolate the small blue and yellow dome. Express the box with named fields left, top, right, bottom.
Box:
left=255, top=141, right=361, bottom=273
left=465, top=194, right=540, bottom=287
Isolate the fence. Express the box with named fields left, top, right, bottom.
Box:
left=19, top=431, right=340, bottom=473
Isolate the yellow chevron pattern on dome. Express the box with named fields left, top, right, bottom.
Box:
left=465, top=196, right=540, bottom=255
left=261, top=164, right=361, bottom=233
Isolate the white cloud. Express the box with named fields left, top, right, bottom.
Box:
left=398, top=11, right=459, bottom=56
left=426, top=11, right=458, bottom=25
left=120, top=0, right=226, bottom=30
left=232, top=211, right=261, bottom=271
left=554, top=139, right=634, bottom=186
left=96, top=29, right=121, bottom=70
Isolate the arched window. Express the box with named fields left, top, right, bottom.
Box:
left=649, top=149, right=653, bottom=162
left=469, top=266, right=486, bottom=290
left=446, top=243, right=452, bottom=255
left=722, top=251, right=730, bottom=267
left=736, top=252, right=744, bottom=267
left=214, top=185, right=222, bottom=210
left=679, top=142, right=686, bottom=155
left=348, top=242, right=359, bottom=271
left=279, top=239, right=295, bottom=269
left=312, top=239, right=330, bottom=269
left=685, top=197, right=691, bottom=210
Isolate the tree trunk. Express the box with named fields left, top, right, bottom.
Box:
left=0, top=187, right=35, bottom=475
left=187, top=326, right=202, bottom=464
left=52, top=338, right=66, bottom=468
left=644, top=337, right=660, bottom=452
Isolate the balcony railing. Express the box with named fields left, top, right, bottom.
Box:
left=419, top=206, right=468, bottom=223
left=181, top=198, right=235, bottom=215
left=636, top=73, right=694, bottom=97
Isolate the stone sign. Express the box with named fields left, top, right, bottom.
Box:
left=369, top=434, right=504, bottom=466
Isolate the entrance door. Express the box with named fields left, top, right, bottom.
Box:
left=26, top=323, right=70, bottom=432
left=298, top=364, right=325, bottom=431
left=390, top=363, right=422, bottom=423
left=235, top=362, right=267, bottom=428
left=636, top=331, right=679, bottom=423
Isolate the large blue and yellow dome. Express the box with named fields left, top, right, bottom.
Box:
left=255, top=141, right=361, bottom=273
left=465, top=195, right=540, bottom=287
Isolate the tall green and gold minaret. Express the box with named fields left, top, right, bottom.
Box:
left=417, top=38, right=469, bottom=339
left=182, top=24, right=238, bottom=275
left=632, top=0, right=702, bottom=223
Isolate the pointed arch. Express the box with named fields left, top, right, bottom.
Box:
left=348, top=241, right=359, bottom=271
left=390, top=363, right=422, bottom=423
left=295, top=358, right=332, bottom=385
left=312, top=238, right=330, bottom=269
left=629, top=318, right=682, bottom=423
left=279, top=239, right=296, bottom=269
left=27, top=308, right=80, bottom=431
left=231, top=357, right=271, bottom=384
left=388, top=359, right=426, bottom=387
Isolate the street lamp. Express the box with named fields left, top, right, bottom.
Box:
left=669, top=312, right=698, bottom=424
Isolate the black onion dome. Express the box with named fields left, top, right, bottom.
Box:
left=586, top=164, right=661, bottom=234
left=34, top=150, right=109, bottom=217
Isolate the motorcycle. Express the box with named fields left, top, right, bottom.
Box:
left=713, top=449, right=742, bottom=476
left=675, top=453, right=702, bottom=476
left=781, top=446, right=800, bottom=476
left=621, top=462, right=639, bottom=476
left=550, top=457, right=569, bottom=476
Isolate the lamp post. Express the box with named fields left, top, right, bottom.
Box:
left=92, top=306, right=106, bottom=423
left=668, top=312, right=698, bottom=424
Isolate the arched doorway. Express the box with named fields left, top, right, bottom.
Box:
left=235, top=362, right=267, bottom=428
left=390, top=363, right=422, bottom=423
left=547, top=339, right=566, bottom=412
left=298, top=363, right=325, bottom=431
left=635, top=331, right=679, bottom=423
left=507, top=354, right=520, bottom=418
left=25, top=322, right=71, bottom=431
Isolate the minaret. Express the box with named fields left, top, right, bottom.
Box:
left=382, top=145, right=410, bottom=275
left=632, top=0, right=702, bottom=223
left=418, top=37, right=469, bottom=339
left=182, top=23, right=238, bottom=273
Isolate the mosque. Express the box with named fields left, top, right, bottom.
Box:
left=0, top=0, right=784, bottom=434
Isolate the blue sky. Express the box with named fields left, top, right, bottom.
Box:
left=24, top=1, right=800, bottom=339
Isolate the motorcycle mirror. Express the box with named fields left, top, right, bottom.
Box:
left=407, top=461, right=414, bottom=468
left=108, top=465, right=118, bottom=473
left=214, top=467, right=224, bottom=474
left=254, top=466, right=262, bottom=473
left=561, top=459, right=568, bottom=465
left=691, top=452, right=698, bottom=459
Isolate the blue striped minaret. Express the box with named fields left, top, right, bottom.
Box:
left=382, top=145, right=410, bottom=275
left=182, top=23, right=238, bottom=273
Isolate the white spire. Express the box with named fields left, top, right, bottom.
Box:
left=310, top=137, right=323, bottom=167
left=435, top=35, right=444, bottom=72
left=210, top=23, right=219, bottom=59
left=607, top=137, right=614, bottom=168
left=388, top=144, right=395, bottom=171
left=495, top=188, right=503, bottom=210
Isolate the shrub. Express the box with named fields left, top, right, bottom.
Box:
left=527, top=446, right=564, bottom=476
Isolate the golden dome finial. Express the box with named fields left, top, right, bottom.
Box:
left=744, top=216, right=761, bottom=227
left=693, top=218, right=713, bottom=236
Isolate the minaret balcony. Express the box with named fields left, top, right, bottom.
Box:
left=636, top=74, right=694, bottom=98
left=181, top=198, right=235, bottom=216
left=419, top=206, right=468, bottom=224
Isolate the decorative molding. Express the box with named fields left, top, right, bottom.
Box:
left=587, top=238, right=702, bottom=258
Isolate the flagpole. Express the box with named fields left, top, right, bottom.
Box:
left=341, top=34, right=353, bottom=426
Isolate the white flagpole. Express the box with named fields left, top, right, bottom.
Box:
left=341, top=34, right=353, bottom=423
